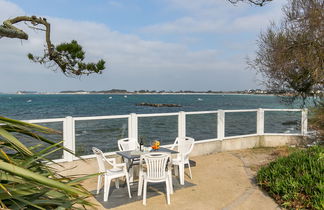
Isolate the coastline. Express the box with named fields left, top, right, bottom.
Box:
left=1, top=92, right=278, bottom=97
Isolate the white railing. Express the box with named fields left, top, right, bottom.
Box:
left=24, top=108, right=308, bottom=162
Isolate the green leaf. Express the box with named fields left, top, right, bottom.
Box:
left=0, top=160, right=88, bottom=196
left=10, top=196, right=45, bottom=210
left=0, top=116, right=57, bottom=133
left=0, top=183, right=11, bottom=196
left=0, top=127, right=32, bottom=156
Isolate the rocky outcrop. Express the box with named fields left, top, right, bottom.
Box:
left=136, top=102, right=182, bottom=107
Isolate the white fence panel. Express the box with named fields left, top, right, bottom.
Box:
left=20, top=108, right=306, bottom=162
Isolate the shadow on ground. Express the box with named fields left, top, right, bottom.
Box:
left=93, top=177, right=196, bottom=209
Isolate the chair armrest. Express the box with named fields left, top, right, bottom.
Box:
left=114, top=162, right=127, bottom=168
left=104, top=157, right=127, bottom=168
left=106, top=158, right=116, bottom=164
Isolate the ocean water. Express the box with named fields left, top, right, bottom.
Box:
left=0, top=94, right=302, bottom=157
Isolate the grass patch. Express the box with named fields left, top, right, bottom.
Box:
left=257, top=146, right=324, bottom=209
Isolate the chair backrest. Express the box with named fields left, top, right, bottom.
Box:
left=92, top=147, right=115, bottom=173
left=177, top=137, right=195, bottom=160
left=118, top=138, right=139, bottom=151
left=170, top=137, right=180, bottom=150
left=171, top=137, right=195, bottom=160
left=141, top=152, right=170, bottom=180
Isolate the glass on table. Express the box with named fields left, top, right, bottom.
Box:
left=143, top=146, right=150, bottom=152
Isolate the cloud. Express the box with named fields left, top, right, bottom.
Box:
left=165, top=0, right=240, bottom=14
left=0, top=0, right=24, bottom=19
left=140, top=17, right=226, bottom=34
left=107, top=0, right=123, bottom=8
left=0, top=0, right=266, bottom=92
left=140, top=0, right=286, bottom=34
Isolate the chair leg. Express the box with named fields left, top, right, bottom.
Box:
left=187, top=162, right=192, bottom=179
left=115, top=178, right=119, bottom=189
left=143, top=179, right=147, bottom=205
left=137, top=173, right=143, bottom=196
left=179, top=163, right=185, bottom=185
left=125, top=174, right=132, bottom=198
left=168, top=171, right=174, bottom=194
left=174, top=165, right=179, bottom=176
left=165, top=179, right=171, bottom=205
left=104, top=176, right=111, bottom=202
left=96, top=175, right=102, bottom=194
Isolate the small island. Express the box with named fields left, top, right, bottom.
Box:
left=136, top=102, right=182, bottom=107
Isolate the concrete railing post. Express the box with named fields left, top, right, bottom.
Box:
left=178, top=111, right=186, bottom=138
left=128, top=113, right=138, bottom=141
left=63, top=116, right=75, bottom=162
left=257, top=108, right=264, bottom=135
left=217, top=110, right=225, bottom=140
left=301, top=108, right=308, bottom=135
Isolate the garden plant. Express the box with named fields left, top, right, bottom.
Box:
left=0, top=116, right=96, bottom=209
left=257, top=146, right=324, bottom=209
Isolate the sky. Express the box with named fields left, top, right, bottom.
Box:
left=0, top=0, right=287, bottom=93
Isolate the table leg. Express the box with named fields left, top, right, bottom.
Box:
left=123, top=159, right=134, bottom=186
left=129, top=167, right=134, bottom=183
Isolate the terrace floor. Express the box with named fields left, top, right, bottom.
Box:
left=55, top=147, right=287, bottom=210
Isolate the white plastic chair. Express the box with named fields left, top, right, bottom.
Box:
left=117, top=138, right=139, bottom=151
left=137, top=152, right=173, bottom=205
left=117, top=138, right=140, bottom=182
left=171, top=137, right=195, bottom=185
left=92, top=147, right=132, bottom=202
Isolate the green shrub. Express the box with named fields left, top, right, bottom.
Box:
left=309, top=101, right=324, bottom=143
left=257, top=146, right=324, bottom=209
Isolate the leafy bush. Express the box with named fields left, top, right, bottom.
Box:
left=309, top=101, right=324, bottom=143
left=257, top=146, right=324, bottom=209
left=0, top=116, right=95, bottom=209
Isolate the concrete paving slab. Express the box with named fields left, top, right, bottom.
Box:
left=54, top=147, right=283, bottom=210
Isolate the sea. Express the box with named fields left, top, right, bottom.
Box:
left=0, top=94, right=302, bottom=158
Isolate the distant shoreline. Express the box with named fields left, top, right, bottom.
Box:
left=2, top=92, right=280, bottom=97
left=0, top=87, right=300, bottom=96
left=1, top=88, right=297, bottom=96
